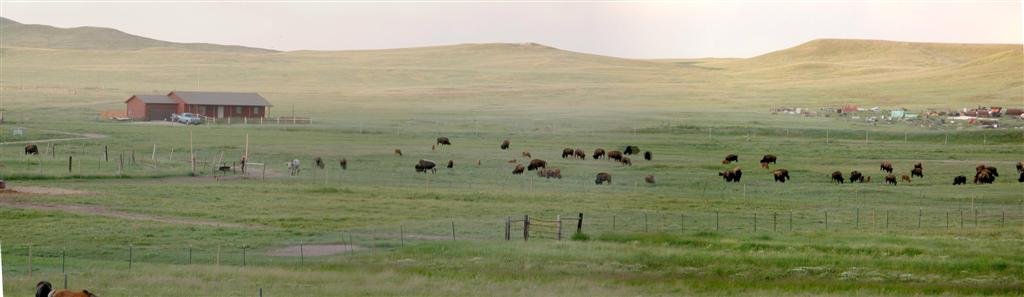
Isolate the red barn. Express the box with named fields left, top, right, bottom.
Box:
left=125, top=91, right=272, bottom=121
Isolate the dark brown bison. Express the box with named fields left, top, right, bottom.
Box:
left=501, top=139, right=510, bottom=150
left=522, top=151, right=532, bottom=158
left=953, top=175, right=967, bottom=185
left=880, top=161, right=893, bottom=173
left=831, top=171, right=844, bottom=184
left=849, top=171, right=864, bottom=183
left=592, top=148, right=606, bottom=160
left=339, top=158, right=348, bottom=170
left=975, top=165, right=998, bottom=177
left=537, top=168, right=562, bottom=179
left=607, top=151, right=624, bottom=162
left=900, top=175, right=912, bottom=183
left=975, top=168, right=995, bottom=184
left=437, top=137, right=451, bottom=146
left=1018, top=171, right=1023, bottom=183
left=723, top=154, right=738, bottom=164
left=760, top=154, right=777, bottom=169
left=913, top=162, right=923, bottom=169
left=595, top=172, right=612, bottom=185
left=447, top=160, right=454, bottom=168
left=527, top=159, right=547, bottom=171
left=624, top=145, right=640, bottom=155
left=24, top=144, right=38, bottom=155
left=644, top=175, right=655, bottom=184
left=394, top=149, right=403, bottom=156
left=512, top=164, right=525, bottom=175
left=1017, top=161, right=1023, bottom=174
left=574, top=148, right=586, bottom=159
left=643, top=151, right=652, bottom=161
left=620, top=157, right=632, bottom=166
left=885, top=174, right=897, bottom=185
left=414, top=159, right=437, bottom=173
left=314, top=157, right=325, bottom=169
left=772, top=169, right=789, bottom=183
left=720, top=167, right=742, bottom=182
left=911, top=167, right=923, bottom=178
left=562, top=148, right=575, bottom=158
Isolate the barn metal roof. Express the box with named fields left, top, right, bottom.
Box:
left=128, top=94, right=177, bottom=104
left=170, top=91, right=272, bottom=107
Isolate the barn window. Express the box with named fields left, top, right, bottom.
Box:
left=235, top=106, right=243, bottom=114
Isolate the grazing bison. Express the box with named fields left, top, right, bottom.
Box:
left=574, top=148, right=586, bottom=159
left=975, top=165, right=998, bottom=177
left=415, top=159, right=437, bottom=173
left=24, top=144, right=38, bottom=155
left=527, top=159, right=547, bottom=171
left=394, top=149, right=403, bottom=156
left=607, top=150, right=624, bottom=162
left=512, top=164, right=525, bottom=175
left=36, top=280, right=97, bottom=297
left=447, top=160, right=454, bottom=168
left=849, top=171, right=864, bottom=183
left=620, top=157, right=632, bottom=166
left=643, top=151, right=652, bottom=161
left=831, top=171, right=845, bottom=184
left=1017, top=161, right=1023, bottom=174
left=900, top=175, right=912, bottom=183
left=772, top=169, right=790, bottom=183
left=287, top=159, right=301, bottom=176
left=537, top=168, right=562, bottom=179
left=437, top=137, right=452, bottom=146
left=562, top=148, right=575, bottom=158
left=644, top=175, right=656, bottom=184
left=592, top=148, right=606, bottom=160
left=314, top=157, right=325, bottom=169
left=720, top=167, right=742, bottom=182
left=974, top=167, right=996, bottom=184
left=339, top=158, right=348, bottom=170
left=760, top=154, right=777, bottom=169
left=522, top=151, right=532, bottom=158
left=953, top=175, right=967, bottom=185
left=880, top=161, right=893, bottom=173
left=885, top=174, right=897, bottom=185
left=911, top=167, right=923, bottom=178
left=624, top=145, right=640, bottom=155
left=1018, top=171, right=1023, bottom=183
left=501, top=139, right=510, bottom=150
left=723, top=154, right=738, bottom=164
left=595, top=172, right=612, bottom=185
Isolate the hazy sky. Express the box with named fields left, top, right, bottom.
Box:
left=1, top=1, right=1021, bottom=58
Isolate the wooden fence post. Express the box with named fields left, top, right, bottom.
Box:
left=556, top=215, right=562, bottom=240
left=772, top=212, right=777, bottom=232
left=28, top=244, right=32, bottom=278
left=451, top=220, right=456, bottom=241
left=824, top=211, right=828, bottom=231
left=104, top=145, right=108, bottom=162
left=715, top=211, right=720, bottom=231
left=504, top=217, right=510, bottom=241
left=68, top=156, right=73, bottom=173
left=400, top=225, right=406, bottom=246
left=576, top=213, right=583, bottom=233
left=753, top=213, right=757, bottom=232
left=523, top=215, right=530, bottom=241
left=128, top=244, right=133, bottom=271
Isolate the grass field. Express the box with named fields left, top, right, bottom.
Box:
left=1, top=19, right=1023, bottom=296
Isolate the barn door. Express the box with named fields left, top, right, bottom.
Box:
left=217, top=106, right=224, bottom=118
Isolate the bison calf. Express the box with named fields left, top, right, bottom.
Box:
left=723, top=154, right=738, bottom=164
left=339, top=158, right=348, bottom=170
left=760, top=154, right=777, bottom=169
left=900, top=175, right=912, bottom=183
left=512, top=164, right=525, bottom=175
left=447, top=160, right=454, bottom=169
left=953, top=175, right=967, bottom=185
left=644, top=175, right=655, bottom=184
left=643, top=151, right=652, bottom=161
left=394, top=149, right=403, bottom=156
left=25, top=144, right=39, bottom=155
left=595, top=172, right=612, bottom=185
left=501, top=139, right=510, bottom=150
left=885, top=174, right=897, bottom=185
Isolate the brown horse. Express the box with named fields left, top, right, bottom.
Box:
left=36, top=281, right=98, bottom=297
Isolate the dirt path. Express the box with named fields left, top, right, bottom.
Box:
left=265, top=244, right=366, bottom=257
left=0, top=195, right=256, bottom=229
left=1, top=131, right=107, bottom=145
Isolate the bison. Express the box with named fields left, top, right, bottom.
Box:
left=607, top=150, right=624, bottom=162
left=24, top=144, right=38, bottom=155
left=624, top=145, right=640, bottom=155
left=522, top=151, right=532, bottom=158
left=760, top=154, right=777, bottom=169
left=880, top=161, right=893, bottom=173
left=1018, top=171, right=1023, bottom=183
left=574, top=148, right=586, bottom=159
left=314, top=157, right=325, bottom=169
left=644, top=175, right=655, bottom=184
left=501, top=139, right=510, bottom=150
left=723, top=154, right=738, bottom=164
left=537, top=168, right=562, bottom=179
left=643, top=151, right=652, bottom=161
left=562, top=148, right=575, bottom=158
left=900, top=175, right=912, bottom=183
left=415, top=159, right=437, bottom=173
left=911, top=167, right=923, bottom=178
left=849, top=171, right=864, bottom=183
left=527, top=159, right=547, bottom=171
left=885, top=174, right=897, bottom=185
left=512, top=164, right=525, bottom=175
left=437, top=137, right=452, bottom=146
left=339, top=158, right=348, bottom=170
left=595, top=172, right=612, bottom=185
left=592, top=148, right=606, bottom=160
left=394, top=149, right=403, bottom=156
left=720, top=167, right=743, bottom=182
left=953, top=175, right=967, bottom=185
left=772, top=169, right=789, bottom=183
left=831, top=171, right=845, bottom=184
left=620, top=157, right=632, bottom=166
left=975, top=165, right=998, bottom=177
left=447, top=160, right=454, bottom=169
left=1017, top=161, right=1023, bottom=174
left=974, top=168, right=995, bottom=184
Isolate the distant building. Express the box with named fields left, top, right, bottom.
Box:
left=125, top=91, right=272, bottom=121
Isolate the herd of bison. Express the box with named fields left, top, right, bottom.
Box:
left=22, top=140, right=1024, bottom=185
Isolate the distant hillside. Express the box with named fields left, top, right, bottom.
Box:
left=0, top=17, right=275, bottom=53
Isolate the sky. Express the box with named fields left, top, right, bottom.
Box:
left=0, top=1, right=1021, bottom=59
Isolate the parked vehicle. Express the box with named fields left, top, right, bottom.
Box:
left=171, top=113, right=203, bottom=125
